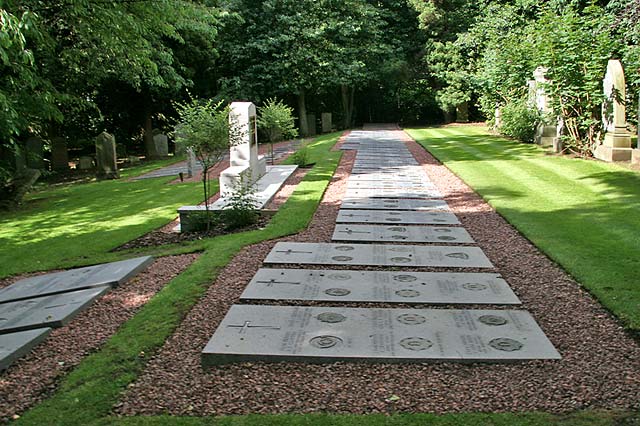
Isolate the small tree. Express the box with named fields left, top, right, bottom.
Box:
left=173, top=97, right=241, bottom=231
left=257, top=98, right=298, bottom=164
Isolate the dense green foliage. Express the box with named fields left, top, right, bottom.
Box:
left=257, top=98, right=298, bottom=162
left=414, top=1, right=640, bottom=153
left=408, top=126, right=640, bottom=331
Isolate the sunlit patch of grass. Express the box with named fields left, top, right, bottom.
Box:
left=407, top=126, right=640, bottom=331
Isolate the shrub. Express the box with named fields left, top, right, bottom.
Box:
left=498, top=99, right=540, bottom=143
left=220, top=181, right=259, bottom=231
left=257, top=98, right=298, bottom=163
left=290, top=147, right=310, bottom=167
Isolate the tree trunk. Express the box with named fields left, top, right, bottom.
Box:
left=341, top=85, right=355, bottom=129
left=143, top=110, right=156, bottom=159
left=298, top=90, right=309, bottom=137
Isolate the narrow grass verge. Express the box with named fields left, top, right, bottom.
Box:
left=14, top=132, right=342, bottom=426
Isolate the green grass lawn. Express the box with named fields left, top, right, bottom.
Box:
left=406, top=125, right=640, bottom=331
left=0, top=160, right=205, bottom=278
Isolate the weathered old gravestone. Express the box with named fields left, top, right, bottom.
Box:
left=595, top=59, right=632, bottom=162
left=186, top=148, right=198, bottom=178
left=265, top=242, right=493, bottom=268
left=0, top=256, right=153, bottom=303
left=25, top=137, right=44, bottom=169
left=95, top=132, right=119, bottom=179
left=306, top=114, right=317, bottom=136
left=0, top=286, right=110, bottom=334
left=51, top=137, right=69, bottom=170
left=0, top=328, right=52, bottom=370
left=241, top=269, right=521, bottom=305
left=152, top=131, right=169, bottom=158
left=527, top=67, right=562, bottom=149
left=202, top=305, right=560, bottom=365
left=321, top=112, right=332, bottom=133
left=78, top=156, right=94, bottom=170
left=333, top=224, right=474, bottom=243
left=336, top=210, right=459, bottom=225
left=220, top=102, right=267, bottom=195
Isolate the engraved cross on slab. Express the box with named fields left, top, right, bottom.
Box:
left=339, top=229, right=371, bottom=235
left=276, top=249, right=313, bottom=255
left=226, top=321, right=281, bottom=334
left=256, top=279, right=302, bottom=287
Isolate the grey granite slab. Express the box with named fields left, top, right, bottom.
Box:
left=333, top=224, right=473, bottom=243
left=0, top=256, right=153, bottom=303
left=341, top=198, right=450, bottom=211
left=353, top=160, right=418, bottom=166
left=0, top=286, right=110, bottom=334
left=0, top=328, right=52, bottom=370
left=336, top=210, right=459, bottom=225
left=347, top=181, right=437, bottom=190
left=264, top=242, right=493, bottom=268
left=202, top=305, right=560, bottom=365
left=241, top=269, right=521, bottom=305
left=344, top=188, right=443, bottom=199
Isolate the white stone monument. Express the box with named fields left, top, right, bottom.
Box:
left=219, top=102, right=267, bottom=196
left=595, top=59, right=632, bottom=162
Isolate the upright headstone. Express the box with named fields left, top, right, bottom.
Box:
left=321, top=112, right=332, bottom=133
left=95, top=132, right=119, bottom=179
left=14, top=145, right=26, bottom=171
left=78, top=156, right=94, bottom=170
left=529, top=67, right=560, bottom=148
left=50, top=137, right=69, bottom=171
left=186, top=148, right=197, bottom=178
left=220, top=102, right=267, bottom=195
left=25, top=137, right=44, bottom=170
left=455, top=102, right=469, bottom=123
left=595, top=60, right=632, bottom=162
left=494, top=107, right=502, bottom=129
left=152, top=131, right=169, bottom=158
left=306, top=114, right=317, bottom=136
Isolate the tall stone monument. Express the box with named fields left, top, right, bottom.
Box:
left=595, top=59, right=632, bottom=162
left=220, top=102, right=267, bottom=195
left=95, top=132, right=119, bottom=179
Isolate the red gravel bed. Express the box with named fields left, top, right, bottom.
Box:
left=115, top=130, right=640, bottom=416
left=0, top=254, right=199, bottom=422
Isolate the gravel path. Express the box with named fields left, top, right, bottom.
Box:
left=110, top=129, right=638, bottom=415
left=0, top=254, right=199, bottom=422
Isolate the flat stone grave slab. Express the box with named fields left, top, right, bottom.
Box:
left=264, top=242, right=493, bottom=268
left=344, top=188, right=443, bottom=199
left=0, top=256, right=153, bottom=303
left=341, top=197, right=450, bottom=211
left=347, top=173, right=429, bottom=181
left=351, top=166, right=425, bottom=173
left=0, top=328, right=52, bottom=370
left=241, top=269, right=521, bottom=305
left=336, top=210, right=459, bottom=225
left=356, top=155, right=414, bottom=160
left=201, top=305, right=560, bottom=365
left=0, top=286, right=110, bottom=334
left=354, top=160, right=418, bottom=166
left=347, top=181, right=436, bottom=190
left=333, top=224, right=473, bottom=243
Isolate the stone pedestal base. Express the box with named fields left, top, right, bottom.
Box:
left=593, top=145, right=632, bottom=162
left=535, top=124, right=557, bottom=147
left=631, top=149, right=640, bottom=165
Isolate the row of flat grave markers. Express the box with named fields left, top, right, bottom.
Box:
left=201, top=130, right=561, bottom=365
left=0, top=256, right=153, bottom=370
